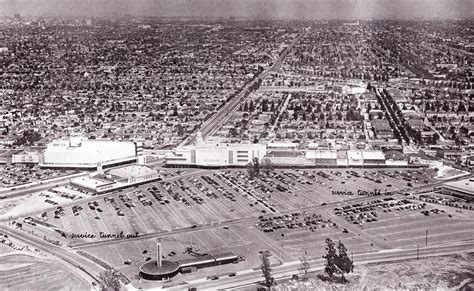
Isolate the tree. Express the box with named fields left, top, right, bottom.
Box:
left=260, top=251, right=274, bottom=288
left=99, top=269, right=121, bottom=291
left=298, top=256, right=310, bottom=280
left=323, top=239, right=354, bottom=283
left=229, top=127, right=238, bottom=137
left=335, top=241, right=354, bottom=283
left=262, top=99, right=269, bottom=112
left=247, top=163, right=254, bottom=179
left=293, top=110, right=299, bottom=120
left=457, top=102, right=466, bottom=112
left=252, top=157, right=260, bottom=177
left=249, top=100, right=255, bottom=112
left=243, top=102, right=249, bottom=112
left=323, top=238, right=337, bottom=279
left=270, top=101, right=276, bottom=112
left=319, top=112, right=325, bottom=121
left=442, top=101, right=450, bottom=112
left=177, top=124, right=184, bottom=137
left=431, top=132, right=440, bottom=145
left=261, top=158, right=274, bottom=176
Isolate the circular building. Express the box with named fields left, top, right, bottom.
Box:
left=139, top=260, right=180, bottom=280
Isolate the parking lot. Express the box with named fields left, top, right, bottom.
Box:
left=8, top=166, right=472, bottom=285
left=332, top=195, right=474, bottom=250
left=18, top=168, right=423, bottom=245
left=0, top=164, right=77, bottom=188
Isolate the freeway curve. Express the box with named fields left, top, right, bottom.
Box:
left=183, top=30, right=305, bottom=146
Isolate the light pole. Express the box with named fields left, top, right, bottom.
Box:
left=425, top=230, right=428, bottom=246
left=279, top=244, right=282, bottom=264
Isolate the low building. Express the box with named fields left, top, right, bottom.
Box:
left=384, top=150, right=408, bottom=166
left=266, top=150, right=306, bottom=166
left=362, top=151, right=386, bottom=165
left=386, top=88, right=409, bottom=103
left=442, top=178, right=474, bottom=202
left=305, top=150, right=337, bottom=165
left=0, top=135, right=17, bottom=146
left=436, top=149, right=463, bottom=161
left=12, top=149, right=42, bottom=164
left=71, top=165, right=161, bottom=193
left=406, top=119, right=425, bottom=130
left=347, top=150, right=364, bottom=166
left=336, top=151, right=348, bottom=166
left=267, top=142, right=299, bottom=150
left=308, top=142, right=332, bottom=150
left=371, top=119, right=394, bottom=139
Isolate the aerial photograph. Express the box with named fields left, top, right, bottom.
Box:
left=0, top=0, right=473, bottom=290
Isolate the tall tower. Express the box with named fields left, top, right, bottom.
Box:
left=156, top=241, right=162, bottom=267
left=96, top=162, right=103, bottom=174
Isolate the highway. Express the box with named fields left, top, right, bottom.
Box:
left=182, top=31, right=305, bottom=146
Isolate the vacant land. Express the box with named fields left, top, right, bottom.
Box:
left=276, top=253, right=474, bottom=290
left=0, top=253, right=90, bottom=291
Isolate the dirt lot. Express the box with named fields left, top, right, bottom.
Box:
left=276, top=253, right=474, bottom=290
left=0, top=253, right=90, bottom=290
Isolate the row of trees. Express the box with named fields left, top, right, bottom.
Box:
left=240, top=99, right=277, bottom=113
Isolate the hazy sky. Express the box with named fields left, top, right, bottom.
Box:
left=1, top=0, right=473, bottom=20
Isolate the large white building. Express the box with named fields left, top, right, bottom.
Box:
left=166, top=133, right=267, bottom=167
left=40, top=134, right=141, bottom=169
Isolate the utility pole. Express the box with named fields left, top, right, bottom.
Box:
left=425, top=230, right=428, bottom=246
left=279, top=244, right=282, bottom=264
left=417, top=244, right=419, bottom=260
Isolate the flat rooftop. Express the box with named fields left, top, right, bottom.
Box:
left=362, top=151, right=386, bottom=160
left=267, top=150, right=303, bottom=157
left=306, top=150, right=337, bottom=160
left=71, top=176, right=112, bottom=189
left=108, top=165, right=156, bottom=179
left=443, top=178, right=474, bottom=195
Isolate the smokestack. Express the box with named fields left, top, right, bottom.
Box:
left=157, top=242, right=162, bottom=267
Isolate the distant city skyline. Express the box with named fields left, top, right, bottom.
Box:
left=1, top=0, right=473, bottom=20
